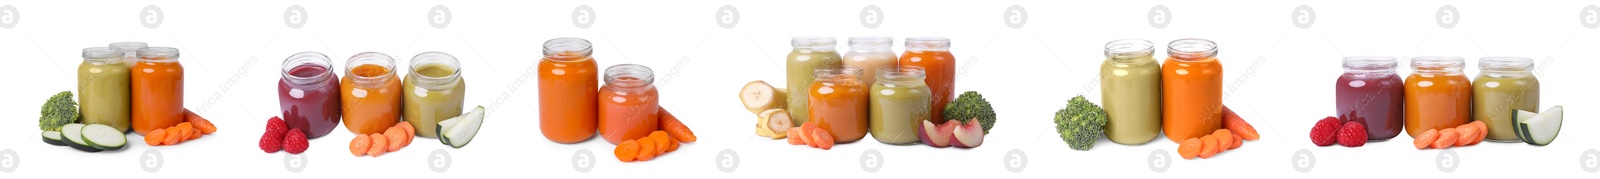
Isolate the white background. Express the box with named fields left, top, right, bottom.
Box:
left=1, top=0, right=1598, bottom=178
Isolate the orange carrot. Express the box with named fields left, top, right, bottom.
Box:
left=1198, top=135, right=1219, bottom=159
left=1213, top=130, right=1233, bottom=153
left=184, top=109, right=217, bottom=134
left=786, top=129, right=805, bottom=145
left=396, top=122, right=415, bottom=145
left=145, top=128, right=167, bottom=146
left=666, top=137, right=680, bottom=152
left=649, top=131, right=670, bottom=155
left=384, top=127, right=408, bottom=152
left=636, top=139, right=657, bottom=161
left=1414, top=129, right=1438, bottom=149
left=798, top=123, right=818, bottom=146
left=1221, top=106, right=1260, bottom=140
left=1469, top=121, right=1487, bottom=145
left=162, top=127, right=183, bottom=145
left=1229, top=134, right=1243, bottom=149
left=812, top=129, right=834, bottom=150
left=175, top=123, right=194, bottom=140
left=1178, top=138, right=1203, bottom=159
left=350, top=134, right=371, bottom=156
left=1431, top=128, right=1457, bottom=149
left=1454, top=124, right=1478, bottom=146
left=658, top=108, right=697, bottom=143
left=367, top=134, right=388, bottom=157
left=616, top=140, right=640, bottom=162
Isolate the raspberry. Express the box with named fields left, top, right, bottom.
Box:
left=265, top=116, right=288, bottom=135
left=1309, top=116, right=1341, bottom=146
left=1337, top=121, right=1367, bottom=147
left=283, top=129, right=310, bottom=154
left=259, top=130, right=284, bottom=153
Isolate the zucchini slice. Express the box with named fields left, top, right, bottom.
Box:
left=61, top=124, right=101, bottom=152
left=82, top=124, right=127, bottom=150
left=42, top=130, right=66, bottom=146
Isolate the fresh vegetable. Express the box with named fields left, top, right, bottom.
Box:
left=812, top=129, right=835, bottom=150
left=350, top=134, right=372, bottom=156
left=944, top=91, right=997, bottom=134
left=348, top=121, right=417, bottom=157
left=1413, top=129, right=1438, bottom=149
left=1178, top=128, right=1251, bottom=160
left=438, top=106, right=486, bottom=148
left=782, top=122, right=836, bottom=150
left=148, top=128, right=169, bottom=146
left=1468, top=121, right=1487, bottom=145
left=636, top=138, right=656, bottom=161
left=1198, top=135, right=1218, bottom=159
left=185, top=109, right=217, bottom=134
left=1213, top=129, right=1233, bottom=153
left=1432, top=129, right=1457, bottom=149
left=739, top=80, right=787, bottom=114
left=42, top=131, right=66, bottom=146
left=659, top=108, right=697, bottom=142
left=615, top=140, right=640, bottom=162
left=384, top=127, right=408, bottom=152
left=1054, top=95, right=1107, bottom=151
left=1414, top=122, right=1488, bottom=150
left=1514, top=106, right=1563, bottom=146
left=39, top=91, right=79, bottom=131
left=1177, top=138, right=1202, bottom=159
left=367, top=133, right=388, bottom=157
left=61, top=124, right=100, bottom=152
left=1221, top=106, right=1260, bottom=140
left=1454, top=123, right=1479, bottom=146
left=81, top=124, right=127, bottom=150
left=754, top=108, right=793, bottom=139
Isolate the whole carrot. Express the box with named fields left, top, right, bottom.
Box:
left=659, top=107, right=697, bottom=142
left=1221, top=106, right=1260, bottom=140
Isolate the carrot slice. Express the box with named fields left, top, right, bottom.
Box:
left=162, top=127, right=183, bottom=145
left=649, top=131, right=670, bottom=155
left=384, top=127, right=408, bottom=152
left=175, top=122, right=195, bottom=140
left=1454, top=124, right=1478, bottom=146
left=367, top=134, right=388, bottom=157
left=1213, top=130, right=1233, bottom=153
left=1198, top=135, right=1219, bottom=159
left=1229, top=134, right=1243, bottom=149
left=1222, top=106, right=1260, bottom=140
left=1413, top=129, right=1438, bottom=149
left=397, top=122, right=415, bottom=145
left=1431, top=128, right=1457, bottom=149
left=1469, top=121, right=1488, bottom=145
left=145, top=128, right=167, bottom=146
left=615, top=140, right=640, bottom=162
left=1178, top=138, right=1202, bottom=159
left=786, top=129, right=805, bottom=145
left=798, top=123, right=818, bottom=146
left=659, top=108, right=697, bottom=143
left=812, top=129, right=834, bottom=150
left=666, top=137, right=680, bottom=152
left=350, top=134, right=371, bottom=156
left=636, top=139, right=657, bottom=161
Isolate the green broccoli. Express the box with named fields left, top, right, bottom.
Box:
left=1055, top=95, right=1107, bottom=151
left=40, top=91, right=79, bottom=131
left=944, top=91, right=996, bottom=134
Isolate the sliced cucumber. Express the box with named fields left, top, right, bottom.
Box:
left=82, top=124, right=127, bottom=150
left=42, top=130, right=66, bottom=146
left=61, top=124, right=101, bottom=152
left=437, top=115, right=463, bottom=146
left=1516, top=106, right=1563, bottom=146
left=1512, top=109, right=1536, bottom=142
left=439, top=106, right=485, bottom=148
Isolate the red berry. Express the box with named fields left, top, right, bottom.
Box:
left=1309, top=116, right=1341, bottom=146
left=259, top=130, right=283, bottom=153
left=265, top=116, right=288, bottom=135
left=282, top=129, right=309, bottom=154
left=1337, top=121, right=1368, bottom=147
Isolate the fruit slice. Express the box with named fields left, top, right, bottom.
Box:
left=61, top=124, right=101, bottom=152
left=1516, top=106, right=1563, bottom=146
left=82, top=124, right=127, bottom=150
left=917, top=120, right=954, bottom=148
left=739, top=81, right=787, bottom=114
left=439, top=106, right=486, bottom=148
left=42, top=130, right=66, bottom=146
left=757, top=108, right=793, bottom=139
left=950, top=120, right=985, bottom=148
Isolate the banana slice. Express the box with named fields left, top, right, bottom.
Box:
left=758, top=109, right=793, bottom=136
left=740, top=81, right=787, bottom=115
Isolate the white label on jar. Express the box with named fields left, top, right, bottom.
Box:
left=1418, top=81, right=1434, bottom=88
left=413, top=86, right=429, bottom=97
left=1484, top=81, right=1500, bottom=88
left=879, top=89, right=895, bottom=96
left=289, top=89, right=305, bottom=99
left=352, top=88, right=368, bottom=98
left=1348, top=80, right=1366, bottom=88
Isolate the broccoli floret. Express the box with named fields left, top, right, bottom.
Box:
left=944, top=91, right=996, bottom=134
left=1055, top=95, right=1107, bottom=151
left=40, top=91, right=79, bottom=131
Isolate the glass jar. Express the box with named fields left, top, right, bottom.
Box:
left=1099, top=39, right=1161, bottom=145
left=539, top=37, right=601, bottom=144
left=78, top=47, right=132, bottom=133
left=403, top=52, right=466, bottom=138
left=786, top=37, right=842, bottom=125
left=1160, top=38, right=1223, bottom=143
left=844, top=36, right=898, bottom=85
left=598, top=64, right=659, bottom=144
left=1472, top=56, right=1539, bottom=141
left=341, top=52, right=402, bottom=135
left=279, top=52, right=342, bottom=138
left=1335, top=56, right=1404, bottom=140
left=131, top=47, right=185, bottom=135
left=109, top=42, right=147, bottom=66
left=869, top=66, right=930, bottom=144
left=1403, top=56, right=1471, bottom=137
left=810, top=67, right=868, bottom=143
left=899, top=37, right=956, bottom=124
